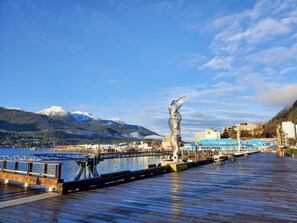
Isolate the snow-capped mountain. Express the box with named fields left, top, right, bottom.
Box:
left=108, top=117, right=125, bottom=125
left=5, top=107, right=24, bottom=111
left=72, top=111, right=100, bottom=122
left=38, top=106, right=69, bottom=117
left=37, top=106, right=76, bottom=123
left=144, top=135, right=163, bottom=140
left=31, top=105, right=160, bottom=139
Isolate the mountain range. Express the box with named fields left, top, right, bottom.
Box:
left=0, top=106, right=161, bottom=146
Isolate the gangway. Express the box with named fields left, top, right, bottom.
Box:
left=0, top=151, right=172, bottom=162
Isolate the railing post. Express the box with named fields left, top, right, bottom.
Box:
left=14, top=162, right=19, bottom=173
left=27, top=163, right=33, bottom=175
left=44, top=163, right=48, bottom=178
left=2, top=161, right=7, bottom=172
left=55, top=163, right=62, bottom=180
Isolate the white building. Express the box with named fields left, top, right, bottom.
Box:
left=282, top=121, right=296, bottom=138
left=195, top=129, right=221, bottom=143
left=137, top=141, right=152, bottom=151
left=281, top=121, right=297, bottom=146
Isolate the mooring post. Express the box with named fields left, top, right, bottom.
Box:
left=14, top=162, right=19, bottom=174
left=27, top=163, right=33, bottom=176
left=55, top=163, right=62, bottom=180
left=44, top=163, right=48, bottom=178
left=2, top=160, right=7, bottom=172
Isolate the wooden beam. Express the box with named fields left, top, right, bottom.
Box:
left=0, top=172, right=38, bottom=185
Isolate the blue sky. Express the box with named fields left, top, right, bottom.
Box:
left=1, top=0, right=297, bottom=140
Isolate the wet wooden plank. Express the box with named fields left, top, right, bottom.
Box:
left=0, top=181, right=46, bottom=202
left=1, top=153, right=297, bottom=222
left=0, top=192, right=59, bottom=209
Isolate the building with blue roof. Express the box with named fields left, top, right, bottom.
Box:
left=182, top=138, right=276, bottom=153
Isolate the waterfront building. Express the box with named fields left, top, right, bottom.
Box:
left=194, top=129, right=220, bottom=143
left=222, top=123, right=259, bottom=135
left=182, top=138, right=275, bottom=153
left=137, top=142, right=152, bottom=151
left=280, top=121, right=297, bottom=146
left=99, top=144, right=119, bottom=152
left=282, top=121, right=296, bottom=138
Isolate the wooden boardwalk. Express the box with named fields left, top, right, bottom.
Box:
left=1, top=153, right=297, bottom=222
left=0, top=182, right=47, bottom=202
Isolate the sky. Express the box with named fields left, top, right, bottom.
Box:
left=1, top=0, right=297, bottom=140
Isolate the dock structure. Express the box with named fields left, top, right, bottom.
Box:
left=0, top=151, right=173, bottom=162
left=0, top=151, right=174, bottom=189
left=99, top=151, right=172, bottom=159
left=0, top=153, right=88, bottom=161
left=0, top=151, right=259, bottom=192
left=57, top=159, right=213, bottom=194
left=74, top=157, right=100, bottom=180
left=0, top=160, right=63, bottom=190
left=0, top=153, right=296, bottom=222
left=32, top=151, right=172, bottom=161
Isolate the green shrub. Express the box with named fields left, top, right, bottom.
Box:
left=285, top=148, right=297, bottom=156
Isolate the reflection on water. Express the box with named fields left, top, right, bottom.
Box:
left=170, top=173, right=182, bottom=214
left=0, top=148, right=161, bottom=182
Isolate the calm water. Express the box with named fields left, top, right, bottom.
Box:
left=0, top=148, right=161, bottom=182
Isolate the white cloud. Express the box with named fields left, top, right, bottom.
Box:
left=247, top=46, right=296, bottom=67
left=258, top=83, right=297, bottom=107
left=271, top=0, right=296, bottom=14
left=198, top=82, right=247, bottom=98
left=209, top=0, right=297, bottom=57
left=199, top=57, right=233, bottom=70
left=198, top=0, right=297, bottom=110
left=109, top=79, right=119, bottom=84
left=177, top=53, right=206, bottom=68
left=155, top=82, right=249, bottom=106
left=228, top=17, right=292, bottom=44
left=280, top=66, right=297, bottom=75
left=128, top=132, right=141, bottom=139
left=138, top=81, right=261, bottom=140
left=262, top=67, right=277, bottom=75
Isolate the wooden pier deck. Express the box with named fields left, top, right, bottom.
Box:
left=1, top=153, right=297, bottom=222
left=0, top=182, right=47, bottom=202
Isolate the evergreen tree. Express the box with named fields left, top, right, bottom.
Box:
left=221, top=128, right=229, bottom=138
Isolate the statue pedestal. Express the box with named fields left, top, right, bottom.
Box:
left=168, top=162, right=188, bottom=172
